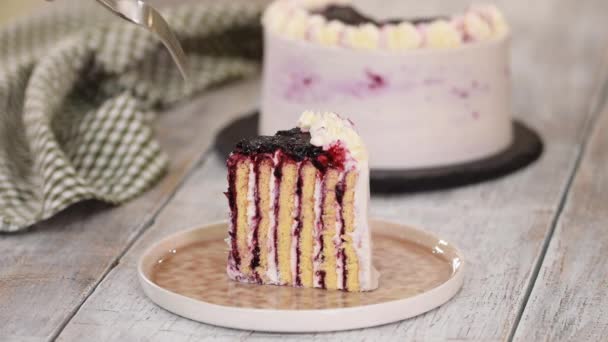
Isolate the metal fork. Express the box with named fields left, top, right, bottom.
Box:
left=96, top=0, right=189, bottom=81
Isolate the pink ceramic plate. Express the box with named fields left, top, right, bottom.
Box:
left=138, top=219, right=464, bottom=332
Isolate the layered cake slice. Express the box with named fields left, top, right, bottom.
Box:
left=225, top=111, right=378, bottom=291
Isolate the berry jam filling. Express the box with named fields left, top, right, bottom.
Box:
left=315, top=173, right=328, bottom=289
left=273, top=157, right=282, bottom=271
left=250, top=157, right=267, bottom=274
left=228, top=128, right=355, bottom=287
left=225, top=157, right=241, bottom=270
left=294, top=165, right=304, bottom=287
left=233, top=128, right=349, bottom=172
left=312, top=5, right=443, bottom=26
left=336, top=177, right=348, bottom=290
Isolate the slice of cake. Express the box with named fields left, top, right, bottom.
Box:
left=225, top=111, right=378, bottom=291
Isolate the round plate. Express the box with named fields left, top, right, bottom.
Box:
left=213, top=112, right=543, bottom=194
left=138, top=220, right=464, bottom=332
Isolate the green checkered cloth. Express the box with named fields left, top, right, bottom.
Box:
left=0, top=1, right=263, bottom=232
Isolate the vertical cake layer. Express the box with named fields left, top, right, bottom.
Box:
left=235, top=158, right=252, bottom=275
left=297, top=162, right=317, bottom=287
left=316, top=169, right=360, bottom=291
left=277, top=161, right=298, bottom=285
left=254, top=158, right=273, bottom=281
left=268, top=155, right=280, bottom=283
left=312, top=175, right=324, bottom=288
left=320, top=169, right=340, bottom=290
left=341, top=171, right=360, bottom=292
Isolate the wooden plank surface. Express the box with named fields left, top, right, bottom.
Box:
left=53, top=156, right=566, bottom=341
left=512, top=58, right=608, bottom=341
left=0, top=80, right=260, bottom=342
left=55, top=0, right=608, bottom=339
left=2, top=0, right=608, bottom=341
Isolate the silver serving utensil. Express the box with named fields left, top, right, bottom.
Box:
left=96, top=0, right=189, bottom=81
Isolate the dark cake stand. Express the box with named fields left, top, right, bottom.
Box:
left=214, top=112, right=543, bottom=194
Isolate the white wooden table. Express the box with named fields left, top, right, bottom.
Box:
left=2, top=0, right=608, bottom=341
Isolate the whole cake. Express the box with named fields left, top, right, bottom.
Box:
left=260, top=0, right=512, bottom=169
left=225, top=111, right=378, bottom=291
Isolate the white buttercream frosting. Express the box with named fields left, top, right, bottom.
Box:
left=265, top=151, right=280, bottom=284
left=307, top=14, right=326, bottom=33
left=473, top=4, right=509, bottom=37
left=351, top=164, right=377, bottom=290
left=464, top=11, right=492, bottom=41
left=425, top=20, right=463, bottom=49
left=262, top=0, right=509, bottom=49
left=384, top=22, right=422, bottom=50
left=262, top=1, right=287, bottom=32
left=311, top=20, right=344, bottom=46
left=344, top=24, right=380, bottom=50
left=297, top=111, right=368, bottom=163
left=284, top=9, right=310, bottom=39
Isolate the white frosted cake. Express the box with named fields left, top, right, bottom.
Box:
left=260, top=0, right=512, bottom=169
left=226, top=111, right=378, bottom=291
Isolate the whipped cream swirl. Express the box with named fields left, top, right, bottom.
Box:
left=297, top=111, right=368, bottom=163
